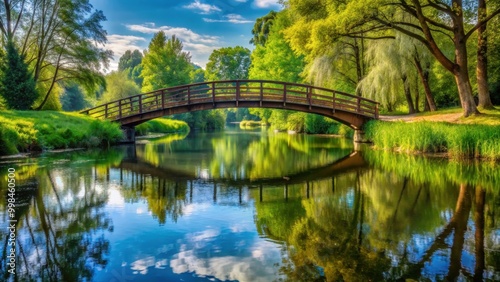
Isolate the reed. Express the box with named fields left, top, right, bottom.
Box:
left=364, top=120, right=500, bottom=161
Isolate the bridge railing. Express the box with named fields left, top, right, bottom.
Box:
left=81, top=80, right=379, bottom=121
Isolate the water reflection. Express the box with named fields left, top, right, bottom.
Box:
left=0, top=130, right=499, bottom=281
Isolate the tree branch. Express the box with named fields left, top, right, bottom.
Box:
left=464, top=9, right=500, bottom=40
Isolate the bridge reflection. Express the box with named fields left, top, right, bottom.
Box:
left=99, top=148, right=368, bottom=206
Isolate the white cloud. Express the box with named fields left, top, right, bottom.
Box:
left=124, top=23, right=222, bottom=68
left=126, top=24, right=220, bottom=44
left=203, top=14, right=253, bottom=24
left=183, top=0, right=222, bottom=14
left=254, top=0, right=281, bottom=8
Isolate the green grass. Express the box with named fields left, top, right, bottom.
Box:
left=0, top=111, right=123, bottom=155
left=135, top=118, right=190, bottom=136
left=239, top=120, right=264, bottom=128
left=364, top=120, right=500, bottom=161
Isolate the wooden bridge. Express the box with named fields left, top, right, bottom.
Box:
left=81, top=80, right=379, bottom=142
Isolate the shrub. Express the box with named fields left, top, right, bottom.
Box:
left=136, top=118, right=190, bottom=136
left=87, top=120, right=123, bottom=147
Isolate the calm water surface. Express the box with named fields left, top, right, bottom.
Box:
left=1, top=127, right=499, bottom=281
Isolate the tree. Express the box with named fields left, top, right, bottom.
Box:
left=118, top=49, right=143, bottom=87
left=476, top=0, right=494, bottom=109
left=250, top=10, right=278, bottom=46
left=249, top=10, right=304, bottom=83
left=284, top=0, right=500, bottom=116
left=205, top=46, right=251, bottom=81
left=141, top=32, right=192, bottom=92
left=0, top=40, right=37, bottom=110
left=60, top=83, right=89, bottom=111
left=249, top=10, right=308, bottom=131
left=100, top=71, right=140, bottom=103
left=190, top=64, right=205, bottom=83
left=0, top=0, right=111, bottom=110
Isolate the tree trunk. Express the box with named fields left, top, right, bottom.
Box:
left=414, top=58, right=437, bottom=111
left=454, top=67, right=480, bottom=117
left=474, top=186, right=485, bottom=281
left=446, top=183, right=472, bottom=281
left=402, top=75, right=416, bottom=114
left=414, top=71, right=420, bottom=113
left=453, top=19, right=481, bottom=117
left=476, top=0, right=494, bottom=109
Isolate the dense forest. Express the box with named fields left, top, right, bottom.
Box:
left=0, top=0, right=499, bottom=133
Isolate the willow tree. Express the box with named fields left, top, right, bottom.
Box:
left=284, top=0, right=500, bottom=117
left=0, top=0, right=111, bottom=110
left=284, top=2, right=367, bottom=93
left=359, top=33, right=437, bottom=113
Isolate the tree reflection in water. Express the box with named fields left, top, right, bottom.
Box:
left=0, top=150, right=119, bottom=281
left=1, top=131, right=499, bottom=282
left=249, top=151, right=500, bottom=281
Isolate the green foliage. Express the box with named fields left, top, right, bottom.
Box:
left=135, top=118, right=190, bottom=136
left=174, top=110, right=226, bottom=131
left=250, top=10, right=277, bottom=46
left=190, top=67, right=205, bottom=83
left=205, top=46, right=251, bottom=81
left=100, top=71, right=141, bottom=103
left=249, top=10, right=305, bottom=83
left=87, top=120, right=123, bottom=147
left=364, top=120, right=500, bottom=160
left=305, top=114, right=330, bottom=134
left=4, top=0, right=112, bottom=110
left=0, top=111, right=123, bottom=155
left=0, top=125, right=20, bottom=155
left=141, top=33, right=192, bottom=92
left=287, top=112, right=305, bottom=132
left=61, top=84, right=90, bottom=111
left=0, top=41, right=38, bottom=110
left=118, top=49, right=144, bottom=87
left=226, top=108, right=259, bottom=123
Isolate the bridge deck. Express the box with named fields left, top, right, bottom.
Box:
left=81, top=80, right=379, bottom=128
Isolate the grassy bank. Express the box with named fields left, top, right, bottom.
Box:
left=364, top=120, right=500, bottom=161
left=135, top=118, right=189, bottom=136
left=0, top=111, right=123, bottom=156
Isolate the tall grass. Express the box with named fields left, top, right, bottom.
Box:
left=135, top=118, right=189, bottom=136
left=364, top=120, right=500, bottom=161
left=0, top=111, right=123, bottom=155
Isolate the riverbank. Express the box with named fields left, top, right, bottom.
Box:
left=0, top=111, right=123, bottom=156
left=135, top=118, right=189, bottom=136
left=367, top=107, right=500, bottom=160
left=0, top=111, right=191, bottom=156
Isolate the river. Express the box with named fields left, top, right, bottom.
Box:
left=0, top=127, right=499, bottom=281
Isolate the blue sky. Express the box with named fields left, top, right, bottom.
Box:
left=89, top=0, right=282, bottom=71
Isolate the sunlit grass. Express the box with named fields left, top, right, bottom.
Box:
left=0, top=111, right=123, bottom=155
left=135, top=118, right=190, bottom=136
left=364, top=120, right=500, bottom=161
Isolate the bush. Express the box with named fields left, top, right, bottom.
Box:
left=87, top=120, right=123, bottom=147
left=0, top=126, right=18, bottom=155
left=136, top=118, right=190, bottom=136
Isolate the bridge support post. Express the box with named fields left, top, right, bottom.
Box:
left=120, top=126, right=136, bottom=144
left=353, top=130, right=371, bottom=143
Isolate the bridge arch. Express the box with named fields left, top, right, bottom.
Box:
left=81, top=80, right=378, bottom=140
